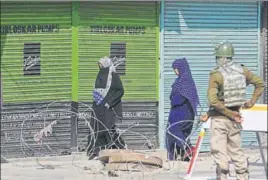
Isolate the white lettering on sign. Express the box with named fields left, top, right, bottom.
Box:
left=123, top=111, right=155, bottom=118
left=1, top=112, right=70, bottom=122
left=78, top=112, right=92, bottom=119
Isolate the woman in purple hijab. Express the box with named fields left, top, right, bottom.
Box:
left=166, top=57, right=200, bottom=161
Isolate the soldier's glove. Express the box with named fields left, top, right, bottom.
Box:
left=243, top=100, right=254, bottom=109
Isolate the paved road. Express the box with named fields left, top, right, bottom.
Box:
left=1, top=149, right=267, bottom=180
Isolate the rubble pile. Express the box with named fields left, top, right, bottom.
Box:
left=97, top=149, right=164, bottom=172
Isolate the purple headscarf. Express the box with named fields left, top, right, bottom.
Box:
left=171, top=57, right=200, bottom=115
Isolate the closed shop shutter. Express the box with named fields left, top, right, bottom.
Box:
left=263, top=2, right=268, bottom=104
left=163, top=2, right=260, bottom=151
left=0, top=2, right=72, bottom=158
left=77, top=2, right=159, bottom=150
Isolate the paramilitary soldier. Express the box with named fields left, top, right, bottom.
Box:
left=207, top=41, right=265, bottom=180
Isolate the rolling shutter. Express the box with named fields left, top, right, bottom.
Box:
left=0, top=2, right=72, bottom=158
left=163, top=2, right=260, bottom=151
left=77, top=2, right=159, bottom=150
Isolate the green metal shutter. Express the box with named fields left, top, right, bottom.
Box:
left=77, top=2, right=159, bottom=150
left=0, top=2, right=72, bottom=158
left=1, top=2, right=72, bottom=103
left=78, top=2, right=158, bottom=101
left=163, top=2, right=260, bottom=151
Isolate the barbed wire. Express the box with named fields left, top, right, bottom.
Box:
left=1, top=101, right=265, bottom=179
left=1, top=101, right=204, bottom=176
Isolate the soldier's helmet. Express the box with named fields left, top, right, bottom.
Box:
left=214, top=41, right=234, bottom=58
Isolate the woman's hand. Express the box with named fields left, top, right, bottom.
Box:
left=105, top=103, right=110, bottom=109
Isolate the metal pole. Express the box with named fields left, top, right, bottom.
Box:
left=158, top=0, right=165, bottom=149
left=256, top=132, right=268, bottom=179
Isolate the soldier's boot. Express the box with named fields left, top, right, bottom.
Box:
left=216, top=165, right=229, bottom=180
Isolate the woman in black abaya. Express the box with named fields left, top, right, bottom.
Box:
left=87, top=57, right=125, bottom=159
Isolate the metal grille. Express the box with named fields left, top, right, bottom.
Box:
left=23, top=42, right=41, bottom=76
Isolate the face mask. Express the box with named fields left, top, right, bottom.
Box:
left=216, top=57, right=229, bottom=67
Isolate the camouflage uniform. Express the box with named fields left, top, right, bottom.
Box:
left=207, top=42, right=265, bottom=180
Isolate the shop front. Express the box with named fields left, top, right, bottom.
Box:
left=0, top=1, right=160, bottom=158
left=0, top=2, right=73, bottom=158
left=76, top=2, right=160, bottom=150
left=160, top=1, right=262, bottom=151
